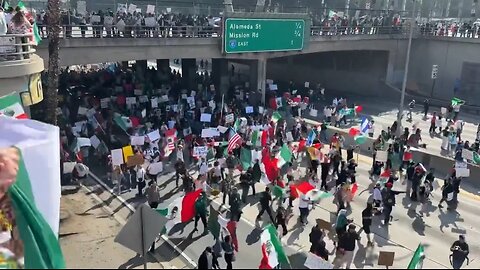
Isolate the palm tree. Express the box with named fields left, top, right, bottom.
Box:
left=44, top=0, right=61, bottom=125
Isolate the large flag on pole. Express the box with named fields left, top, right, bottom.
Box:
left=227, top=128, right=242, bottom=153
left=276, top=144, right=292, bottom=168
left=157, top=189, right=202, bottom=234
left=407, top=244, right=425, bottom=269
left=259, top=224, right=290, bottom=269
left=0, top=117, right=65, bottom=268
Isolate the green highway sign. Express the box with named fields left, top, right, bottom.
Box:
left=223, top=18, right=306, bottom=54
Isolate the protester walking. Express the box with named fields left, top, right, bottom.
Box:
left=194, top=192, right=209, bottom=234
left=450, top=235, right=469, bottom=269
left=146, top=180, right=160, bottom=252
left=333, top=224, right=360, bottom=269
left=256, top=187, right=276, bottom=224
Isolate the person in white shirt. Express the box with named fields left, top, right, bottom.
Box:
left=299, top=193, right=311, bottom=225
left=176, top=144, right=184, bottom=162
left=199, top=158, right=208, bottom=176
left=324, top=106, right=332, bottom=122
left=368, top=120, right=375, bottom=137
left=136, top=165, right=146, bottom=197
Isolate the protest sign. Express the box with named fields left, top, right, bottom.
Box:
left=90, top=135, right=101, bottom=149
left=304, top=252, right=333, bottom=269
left=269, top=84, right=278, bottom=90
left=456, top=168, right=470, bottom=177
left=117, top=3, right=127, bottom=13
left=210, top=85, right=215, bottom=91
left=147, top=129, right=160, bottom=142
left=127, top=154, right=144, bottom=167
left=91, top=15, right=101, bottom=23
left=136, top=8, right=141, bottom=13
left=126, top=97, right=136, bottom=105
left=286, top=132, right=294, bottom=142
left=78, top=107, right=88, bottom=115
left=145, top=17, right=156, bottom=27
left=130, top=136, right=145, bottom=146
left=193, top=146, right=208, bottom=157
left=200, top=113, right=212, bottom=122
left=122, top=145, right=134, bottom=162
left=77, top=1, right=87, bottom=15
left=201, top=128, right=220, bottom=138
left=187, top=96, right=195, bottom=109
left=63, top=162, right=76, bottom=174
left=128, top=4, right=137, bottom=14
left=462, top=149, right=474, bottom=161
left=111, top=149, right=124, bottom=166
left=139, top=95, right=148, bottom=103
left=258, top=106, right=264, bottom=114
left=217, top=126, right=228, bottom=133
left=148, top=162, right=163, bottom=175
left=104, top=16, right=114, bottom=25
left=151, top=98, right=158, bottom=108
left=377, top=251, right=395, bottom=267
left=304, top=81, right=310, bottom=88
left=376, top=151, right=388, bottom=162
left=245, top=106, right=254, bottom=114
left=225, top=113, right=234, bottom=123
left=441, top=107, right=447, bottom=115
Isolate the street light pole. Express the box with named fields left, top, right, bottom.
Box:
left=397, top=0, right=416, bottom=136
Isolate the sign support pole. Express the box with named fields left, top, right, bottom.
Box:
left=140, top=205, right=148, bottom=269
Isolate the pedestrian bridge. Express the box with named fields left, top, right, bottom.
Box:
left=36, top=25, right=410, bottom=66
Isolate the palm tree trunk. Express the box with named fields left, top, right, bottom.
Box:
left=44, top=0, right=61, bottom=125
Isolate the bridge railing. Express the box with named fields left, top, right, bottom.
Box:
left=46, top=25, right=408, bottom=39
left=0, top=33, right=36, bottom=61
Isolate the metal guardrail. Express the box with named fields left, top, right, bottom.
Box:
left=40, top=25, right=409, bottom=39
left=0, top=33, right=36, bottom=61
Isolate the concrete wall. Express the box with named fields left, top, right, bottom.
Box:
left=409, top=37, right=480, bottom=105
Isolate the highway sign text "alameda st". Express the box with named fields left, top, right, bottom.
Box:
left=224, top=18, right=305, bottom=53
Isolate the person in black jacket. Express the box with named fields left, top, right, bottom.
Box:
left=334, top=224, right=360, bottom=269
left=256, top=187, right=276, bottom=224
left=198, top=247, right=214, bottom=269
left=309, top=220, right=324, bottom=252
left=382, top=183, right=406, bottom=225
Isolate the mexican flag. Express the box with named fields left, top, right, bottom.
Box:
left=451, top=97, right=465, bottom=106
left=272, top=185, right=285, bottom=199
left=259, top=224, right=290, bottom=269
left=271, top=111, right=282, bottom=123
left=251, top=130, right=259, bottom=146
left=407, top=244, right=425, bottom=269
left=473, top=152, right=480, bottom=165
left=0, top=117, right=65, bottom=269
left=113, top=114, right=132, bottom=131
left=276, top=144, right=292, bottom=168
left=234, top=118, right=242, bottom=131
left=0, top=92, right=28, bottom=119
left=157, top=189, right=202, bottom=234
left=240, top=148, right=252, bottom=170
left=17, top=0, right=27, bottom=12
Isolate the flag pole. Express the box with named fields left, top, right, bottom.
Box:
left=220, top=93, right=224, bottom=120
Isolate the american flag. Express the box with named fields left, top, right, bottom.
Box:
left=227, top=129, right=242, bottom=153
left=164, top=128, right=177, bottom=156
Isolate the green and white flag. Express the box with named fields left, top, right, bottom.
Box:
left=451, top=97, right=465, bottom=106
left=271, top=111, right=282, bottom=123
left=0, top=117, right=65, bottom=269
left=473, top=152, right=480, bottom=165
left=0, top=92, right=28, bottom=119
left=251, top=130, right=259, bottom=146
left=113, top=114, right=132, bottom=131
left=240, top=148, right=252, bottom=170
left=259, top=224, right=290, bottom=269
left=16, top=0, right=27, bottom=12
left=276, top=144, right=292, bottom=168
left=407, top=244, right=425, bottom=269
left=233, top=118, right=241, bottom=131
left=33, top=22, right=42, bottom=45
left=272, top=185, right=285, bottom=199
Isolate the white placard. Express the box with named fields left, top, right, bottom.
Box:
left=259, top=106, right=264, bottom=114
left=376, top=150, right=388, bottom=162
left=126, top=97, right=136, bottom=105
left=455, top=161, right=468, bottom=169
left=337, top=11, right=344, bottom=17
left=187, top=96, right=195, bottom=109
left=286, top=132, right=294, bottom=142
left=104, top=16, right=114, bottom=25
left=148, top=162, right=163, bottom=175
left=130, top=136, right=145, bottom=146
left=151, top=98, right=158, bottom=108
left=191, top=91, right=196, bottom=97
left=160, top=95, right=169, bottom=102
left=117, top=3, right=127, bottom=13
left=134, top=89, right=143, bottom=96
left=147, top=129, right=160, bottom=142
left=139, top=95, right=148, bottom=103
left=166, top=8, right=171, bottom=13
left=145, top=17, right=156, bottom=27
left=441, top=107, right=447, bottom=115
left=201, top=128, right=220, bottom=138
left=462, top=149, right=474, bottom=161
left=168, top=120, right=176, bottom=129
left=456, top=168, right=470, bottom=178
left=304, top=252, right=333, bottom=269
left=76, top=137, right=91, bottom=148
left=101, top=98, right=110, bottom=109
left=193, top=146, right=208, bottom=157
left=245, top=106, right=254, bottom=114
left=147, top=4, right=155, bottom=14
left=210, top=84, right=215, bottom=91
left=225, top=113, right=234, bottom=123
left=266, top=79, right=274, bottom=85
left=270, top=84, right=278, bottom=91
left=90, top=135, right=101, bottom=149
left=63, top=162, right=76, bottom=174
left=77, top=1, right=87, bottom=15
left=128, top=4, right=137, bottom=14
left=91, top=15, right=101, bottom=23
left=78, top=107, right=88, bottom=115
left=141, top=109, right=146, bottom=118
left=309, top=109, right=318, bottom=117
left=111, top=149, right=124, bottom=166
left=217, top=126, right=228, bottom=133
left=200, top=113, right=212, bottom=122
left=304, top=81, right=310, bottom=88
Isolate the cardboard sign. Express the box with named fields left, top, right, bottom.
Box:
left=147, top=129, right=160, bottom=142
left=111, top=149, right=124, bottom=166
left=151, top=98, right=158, bottom=108
left=377, top=251, right=395, bottom=267
left=200, top=113, right=212, bottom=122
left=304, top=252, right=333, bottom=269
left=122, top=145, right=134, bottom=162
left=201, top=128, right=220, bottom=138
left=130, top=136, right=145, bottom=146
left=462, top=149, right=474, bottom=161
left=193, top=146, right=208, bottom=157
left=245, top=106, right=254, bottom=114
left=78, top=107, right=88, bottom=115
left=90, top=135, right=101, bottom=149
left=376, top=151, right=388, bottom=162
left=126, top=97, right=136, bottom=105
left=225, top=113, right=234, bottom=123
left=127, top=154, right=144, bottom=167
